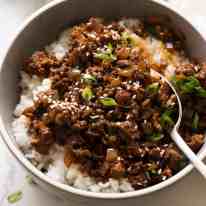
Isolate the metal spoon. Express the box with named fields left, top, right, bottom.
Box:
left=153, top=70, right=206, bottom=178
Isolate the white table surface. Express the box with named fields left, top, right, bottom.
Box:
left=1, top=0, right=206, bottom=205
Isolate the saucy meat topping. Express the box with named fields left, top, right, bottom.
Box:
left=20, top=17, right=205, bottom=189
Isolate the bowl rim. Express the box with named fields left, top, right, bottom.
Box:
left=1, top=0, right=206, bottom=199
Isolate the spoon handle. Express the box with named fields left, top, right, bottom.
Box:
left=171, top=129, right=206, bottom=178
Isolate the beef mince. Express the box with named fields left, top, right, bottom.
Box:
left=21, top=17, right=205, bottom=189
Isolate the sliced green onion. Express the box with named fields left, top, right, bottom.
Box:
left=121, top=32, right=132, bottom=43
left=95, top=53, right=117, bottom=62
left=82, top=74, right=97, bottom=84
left=192, top=112, right=199, bottom=130
left=146, top=82, right=160, bottom=94
left=7, top=191, right=23, bottom=204
left=99, top=97, right=118, bottom=107
left=81, top=87, right=94, bottom=101
left=171, top=75, right=206, bottom=97
left=171, top=76, right=197, bottom=93
left=94, top=43, right=117, bottom=62
left=147, top=132, right=164, bottom=142
left=161, top=110, right=174, bottom=127
left=26, top=174, right=34, bottom=185
left=180, top=76, right=199, bottom=93
left=107, top=42, right=113, bottom=51
left=121, top=31, right=137, bottom=46
left=94, top=53, right=115, bottom=61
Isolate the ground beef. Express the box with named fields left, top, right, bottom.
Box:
left=21, top=17, right=206, bottom=190
left=24, top=51, right=60, bottom=77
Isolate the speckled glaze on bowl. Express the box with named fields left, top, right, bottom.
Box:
left=1, top=0, right=206, bottom=204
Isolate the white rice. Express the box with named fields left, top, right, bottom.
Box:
left=45, top=28, right=73, bottom=60
left=65, top=165, right=134, bottom=193
left=12, top=19, right=189, bottom=193
left=14, top=72, right=52, bottom=116
left=46, top=146, right=65, bottom=183
left=12, top=115, right=30, bottom=149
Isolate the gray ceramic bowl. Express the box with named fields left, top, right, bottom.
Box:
left=1, top=0, right=206, bottom=204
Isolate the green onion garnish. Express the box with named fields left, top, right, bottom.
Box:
left=26, top=174, right=34, bottom=185
left=94, top=43, right=117, bottom=62
left=121, top=31, right=137, bottom=46
left=161, top=110, right=174, bottom=127
left=7, top=191, right=23, bottom=204
left=171, top=75, right=206, bottom=97
left=82, top=87, right=94, bottom=101
left=146, top=82, right=160, bottom=94
left=192, top=112, right=199, bottom=130
left=99, top=97, right=118, bottom=107
left=82, top=74, right=97, bottom=85
left=147, top=132, right=164, bottom=141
